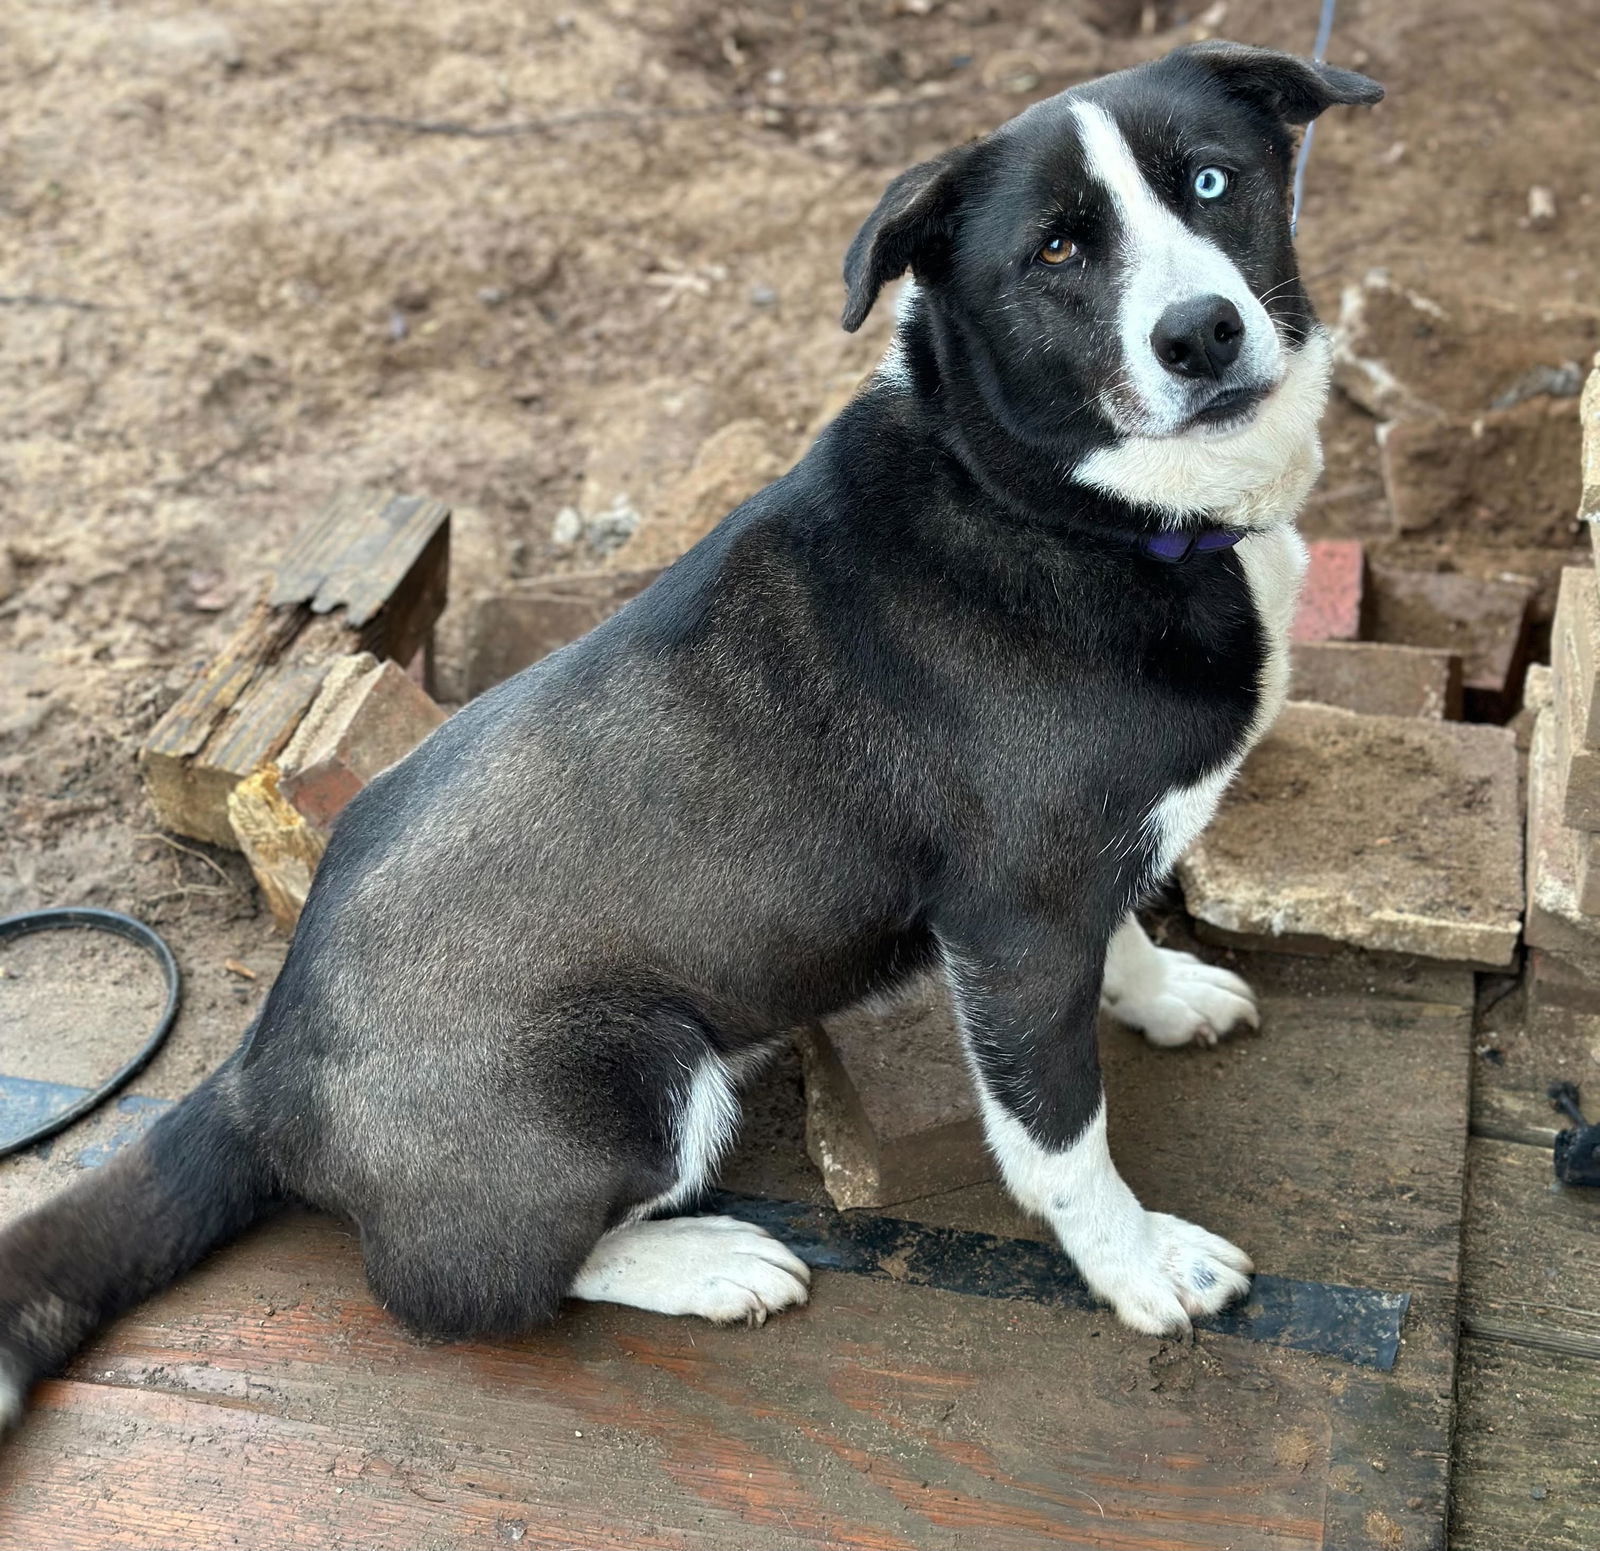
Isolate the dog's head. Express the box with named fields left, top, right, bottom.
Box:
left=842, top=44, right=1382, bottom=512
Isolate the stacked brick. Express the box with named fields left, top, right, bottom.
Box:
left=1525, top=362, right=1600, bottom=1010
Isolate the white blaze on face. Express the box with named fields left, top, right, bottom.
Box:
left=1068, top=101, right=1282, bottom=437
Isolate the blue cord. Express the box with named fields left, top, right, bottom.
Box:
left=1289, top=0, right=1340, bottom=237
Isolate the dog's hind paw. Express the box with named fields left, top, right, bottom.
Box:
left=1105, top=947, right=1258, bottom=1049
left=1084, top=1212, right=1254, bottom=1335
left=569, top=1214, right=811, bottom=1326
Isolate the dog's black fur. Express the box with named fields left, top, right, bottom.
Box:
left=0, top=42, right=1381, bottom=1415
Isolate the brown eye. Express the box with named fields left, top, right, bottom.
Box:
left=1038, top=237, right=1077, bottom=265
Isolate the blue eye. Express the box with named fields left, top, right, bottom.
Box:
left=1194, top=166, right=1229, bottom=200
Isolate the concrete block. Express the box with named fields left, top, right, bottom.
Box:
left=1552, top=565, right=1600, bottom=750
left=1378, top=398, right=1581, bottom=540
left=797, top=981, right=989, bottom=1210
left=1528, top=946, right=1600, bottom=1020
left=1178, top=702, right=1523, bottom=968
left=465, top=568, right=659, bottom=699
left=1290, top=539, right=1364, bottom=644
left=1527, top=707, right=1600, bottom=956
left=1580, top=357, right=1600, bottom=525
left=1364, top=566, right=1536, bottom=722
left=1290, top=641, right=1462, bottom=719
left=277, top=655, right=447, bottom=830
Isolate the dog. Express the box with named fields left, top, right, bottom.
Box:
left=0, top=42, right=1381, bottom=1425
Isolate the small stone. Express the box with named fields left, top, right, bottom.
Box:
left=1290, top=641, right=1461, bottom=719
left=1528, top=187, right=1557, bottom=226
left=1290, top=540, right=1364, bottom=645
left=477, top=286, right=507, bottom=307
left=1530, top=1484, right=1549, bottom=1501
left=550, top=507, right=583, bottom=547
left=749, top=284, right=779, bottom=308
left=797, top=981, right=989, bottom=1209
left=583, top=493, right=640, bottom=557
left=1364, top=566, right=1537, bottom=722
left=1179, top=703, right=1523, bottom=967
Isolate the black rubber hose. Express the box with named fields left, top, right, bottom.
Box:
left=0, top=906, right=182, bottom=1160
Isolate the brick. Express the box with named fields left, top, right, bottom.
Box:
left=1289, top=539, right=1364, bottom=644
left=1378, top=398, right=1581, bottom=538
left=1290, top=640, right=1462, bottom=719
left=1363, top=566, right=1536, bottom=722
left=1178, top=702, right=1523, bottom=968
left=796, top=981, right=989, bottom=1210
left=277, top=655, right=447, bottom=830
left=1527, top=707, right=1600, bottom=956
left=465, top=568, right=660, bottom=699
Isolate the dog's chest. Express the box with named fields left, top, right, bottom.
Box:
left=1144, top=526, right=1307, bottom=878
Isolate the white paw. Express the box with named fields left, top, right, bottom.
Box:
left=569, top=1214, right=811, bottom=1326
left=1104, top=947, right=1259, bottom=1049
left=1080, top=1211, right=1254, bottom=1335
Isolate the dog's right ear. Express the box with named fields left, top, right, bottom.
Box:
left=841, top=144, right=975, bottom=333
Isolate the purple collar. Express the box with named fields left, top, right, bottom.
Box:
left=1108, top=524, right=1245, bottom=564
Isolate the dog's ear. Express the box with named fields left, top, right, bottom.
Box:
left=1181, top=41, right=1383, bottom=125
left=841, top=143, right=976, bottom=333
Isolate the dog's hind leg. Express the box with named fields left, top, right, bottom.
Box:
left=1099, top=913, right=1258, bottom=1049
left=570, top=1044, right=809, bottom=1324
left=570, top=1214, right=809, bottom=1325
left=356, top=1036, right=807, bottom=1338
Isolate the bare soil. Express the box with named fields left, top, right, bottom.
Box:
left=3, top=0, right=1599, bottom=1077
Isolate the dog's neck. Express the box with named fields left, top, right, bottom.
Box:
left=881, top=290, right=1330, bottom=536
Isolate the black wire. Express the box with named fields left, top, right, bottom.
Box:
left=0, top=907, right=182, bottom=1160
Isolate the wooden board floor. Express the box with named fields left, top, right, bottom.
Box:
left=0, top=947, right=1474, bottom=1550
left=1450, top=997, right=1600, bottom=1551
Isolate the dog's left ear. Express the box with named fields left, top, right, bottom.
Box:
left=841, top=143, right=977, bottom=333
left=1180, top=41, right=1384, bottom=124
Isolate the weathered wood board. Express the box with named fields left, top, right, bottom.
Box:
left=139, top=491, right=449, bottom=847
left=1450, top=984, right=1600, bottom=1551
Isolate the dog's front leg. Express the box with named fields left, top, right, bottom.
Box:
left=940, top=915, right=1253, bottom=1334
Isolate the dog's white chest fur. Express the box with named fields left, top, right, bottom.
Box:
left=1144, top=522, right=1307, bottom=879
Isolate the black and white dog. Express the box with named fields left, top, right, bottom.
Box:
left=0, top=43, right=1381, bottom=1423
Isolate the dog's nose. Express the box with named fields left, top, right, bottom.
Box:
left=1150, top=296, right=1244, bottom=379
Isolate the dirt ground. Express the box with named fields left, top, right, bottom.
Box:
left=2, top=0, right=1598, bottom=1071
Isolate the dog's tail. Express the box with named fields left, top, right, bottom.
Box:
left=0, top=1058, right=276, bottom=1425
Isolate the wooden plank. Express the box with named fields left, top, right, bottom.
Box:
left=1452, top=966, right=1600, bottom=1551
left=1460, top=1136, right=1600, bottom=1353
left=0, top=945, right=1467, bottom=1549
left=1451, top=1338, right=1600, bottom=1551
left=139, top=491, right=450, bottom=847
left=269, top=488, right=452, bottom=640
left=0, top=1213, right=1337, bottom=1551
left=727, top=947, right=1475, bottom=1551
left=1471, top=999, right=1600, bottom=1147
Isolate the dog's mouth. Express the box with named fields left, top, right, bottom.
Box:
left=1182, top=382, right=1272, bottom=434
